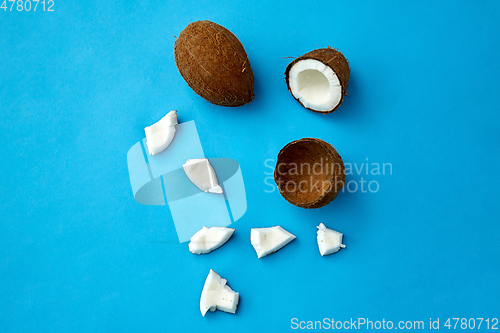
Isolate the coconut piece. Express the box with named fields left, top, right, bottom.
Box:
left=250, top=226, right=296, bottom=258
left=144, top=110, right=178, bottom=155
left=174, top=20, right=254, bottom=107
left=200, top=269, right=239, bottom=316
left=285, top=48, right=349, bottom=113
left=183, top=158, right=223, bottom=194
left=189, top=226, right=235, bottom=254
left=317, top=223, right=346, bottom=256
left=274, top=138, right=345, bottom=209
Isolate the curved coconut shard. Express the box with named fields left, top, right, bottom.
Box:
left=144, top=110, right=178, bottom=155
left=250, top=226, right=296, bottom=258
left=200, top=269, right=239, bottom=317
left=183, top=158, right=223, bottom=194
left=189, top=226, right=235, bottom=254
left=317, top=223, right=346, bottom=256
left=286, top=48, right=350, bottom=113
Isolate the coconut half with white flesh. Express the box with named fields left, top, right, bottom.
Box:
left=144, top=110, right=178, bottom=155
left=189, top=226, right=234, bottom=254
left=183, top=158, right=223, bottom=194
left=250, top=226, right=296, bottom=258
left=317, top=223, right=346, bottom=256
left=200, top=269, right=239, bottom=317
left=285, top=48, right=350, bottom=113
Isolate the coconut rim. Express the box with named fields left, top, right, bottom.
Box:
left=273, top=138, right=345, bottom=208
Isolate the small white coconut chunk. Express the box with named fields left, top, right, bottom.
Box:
left=250, top=226, right=296, bottom=258
left=317, top=223, right=346, bottom=256
left=183, top=158, right=223, bottom=193
left=144, top=110, right=178, bottom=155
left=288, top=59, right=342, bottom=112
left=189, top=226, right=235, bottom=254
left=200, top=269, right=239, bottom=317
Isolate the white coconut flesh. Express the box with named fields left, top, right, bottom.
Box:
left=183, top=158, right=223, bottom=194
left=189, top=226, right=235, bottom=254
left=200, top=269, right=239, bottom=316
left=250, top=226, right=296, bottom=258
left=317, top=223, right=346, bottom=256
left=144, top=110, right=178, bottom=155
left=288, top=59, right=342, bottom=112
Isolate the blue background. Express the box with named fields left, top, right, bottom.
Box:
left=1, top=0, right=499, bottom=331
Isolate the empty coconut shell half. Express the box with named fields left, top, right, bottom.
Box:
left=174, top=20, right=254, bottom=107
left=285, top=48, right=350, bottom=113
left=274, top=138, right=345, bottom=209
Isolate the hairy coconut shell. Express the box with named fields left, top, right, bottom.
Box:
left=174, top=20, right=254, bottom=107
left=274, top=138, right=345, bottom=209
left=285, top=47, right=350, bottom=113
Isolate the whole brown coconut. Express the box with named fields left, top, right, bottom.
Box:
left=285, top=48, right=350, bottom=113
left=274, top=138, right=345, bottom=209
left=174, top=20, right=254, bottom=107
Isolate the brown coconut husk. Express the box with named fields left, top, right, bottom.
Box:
left=285, top=47, right=350, bottom=113
left=174, top=20, right=254, bottom=107
left=274, top=138, right=345, bottom=209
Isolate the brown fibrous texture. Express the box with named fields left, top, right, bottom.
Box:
left=285, top=47, right=350, bottom=113
left=274, top=138, right=345, bottom=209
left=174, top=20, right=254, bottom=107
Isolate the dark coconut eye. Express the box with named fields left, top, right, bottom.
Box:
left=285, top=48, right=350, bottom=113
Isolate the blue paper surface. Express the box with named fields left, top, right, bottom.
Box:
left=1, top=1, right=500, bottom=332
